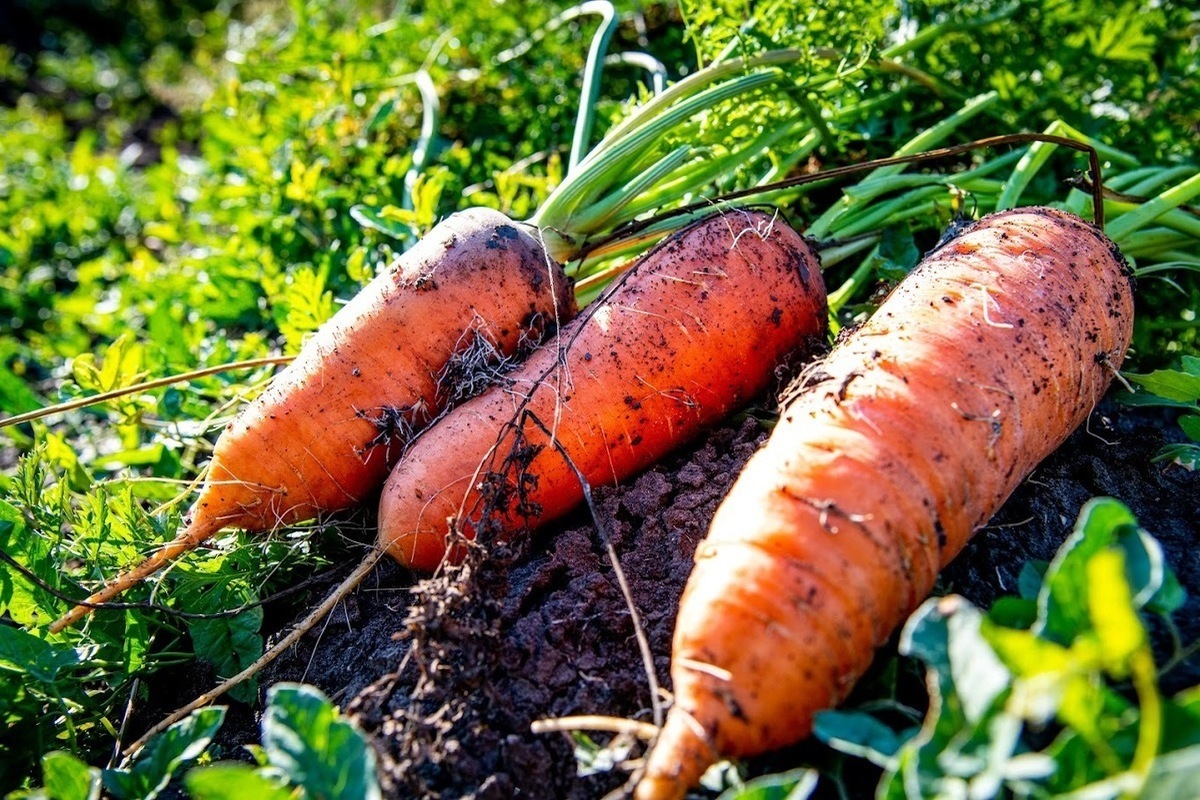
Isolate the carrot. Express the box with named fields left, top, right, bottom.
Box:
left=635, top=206, right=1135, bottom=800
left=377, top=209, right=828, bottom=572
left=50, top=207, right=574, bottom=633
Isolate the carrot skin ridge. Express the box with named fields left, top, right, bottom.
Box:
left=377, top=208, right=830, bottom=572
left=635, top=207, right=1135, bottom=800
left=50, top=207, right=574, bottom=633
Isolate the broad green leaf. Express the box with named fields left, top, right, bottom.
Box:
left=262, top=683, right=382, bottom=800
left=716, top=767, right=818, bottom=800
left=0, top=624, right=80, bottom=683
left=813, top=711, right=902, bottom=766
left=987, top=597, right=1038, bottom=630
left=185, top=763, right=297, bottom=800
left=1179, top=414, right=1200, bottom=441
left=945, top=599, right=1011, bottom=723
left=102, top=706, right=225, bottom=800
left=42, top=750, right=101, bottom=800
left=1035, top=498, right=1138, bottom=645
left=901, top=596, right=1011, bottom=723
left=1118, top=528, right=1186, bottom=614
left=1086, top=549, right=1146, bottom=676
left=187, top=601, right=263, bottom=705
left=349, top=204, right=412, bottom=240
left=0, top=510, right=57, bottom=626
left=1112, top=390, right=1196, bottom=410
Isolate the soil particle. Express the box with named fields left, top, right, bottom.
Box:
left=235, top=401, right=1197, bottom=798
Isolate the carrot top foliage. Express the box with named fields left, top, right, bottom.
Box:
left=0, top=0, right=1197, bottom=795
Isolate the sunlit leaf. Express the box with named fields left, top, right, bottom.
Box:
left=185, top=763, right=298, bottom=800
left=0, top=624, right=80, bottom=683
left=42, top=750, right=102, bottom=800
left=261, top=683, right=381, bottom=800
left=102, top=707, right=225, bottom=800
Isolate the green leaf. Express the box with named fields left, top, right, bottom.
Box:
left=1160, top=691, right=1200, bottom=752
left=716, top=767, right=818, bottom=800
left=187, top=606, right=264, bottom=705
left=1086, top=549, right=1147, bottom=676
left=867, top=226, right=920, bottom=282
left=1117, top=527, right=1186, bottom=615
left=902, top=596, right=1010, bottom=724
left=123, top=610, right=149, bottom=675
left=813, top=710, right=902, bottom=766
left=349, top=204, right=412, bottom=241
left=987, top=596, right=1038, bottom=629
left=0, top=624, right=80, bottom=683
left=1179, top=414, right=1200, bottom=442
left=364, top=97, right=396, bottom=135
left=42, top=750, right=101, bottom=800
left=1035, top=497, right=1139, bottom=645
left=0, top=508, right=58, bottom=626
left=185, top=763, right=297, bottom=800
left=1124, top=361, right=1200, bottom=403
left=261, top=683, right=381, bottom=800
left=102, top=707, right=225, bottom=800
left=271, top=266, right=335, bottom=355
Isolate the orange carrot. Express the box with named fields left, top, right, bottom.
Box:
left=50, top=207, right=573, bottom=633
left=635, top=207, right=1135, bottom=799
left=377, top=209, right=828, bottom=572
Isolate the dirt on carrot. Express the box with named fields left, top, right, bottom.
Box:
left=377, top=208, right=827, bottom=573
left=162, top=399, right=1200, bottom=800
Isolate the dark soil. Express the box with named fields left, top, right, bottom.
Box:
left=211, top=400, right=1197, bottom=798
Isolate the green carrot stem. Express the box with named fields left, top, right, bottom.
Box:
left=534, top=70, right=783, bottom=232
left=829, top=187, right=946, bottom=238
left=1115, top=227, right=1196, bottom=258
left=401, top=70, right=439, bottom=212
left=1106, top=170, right=1200, bottom=243
left=619, top=115, right=805, bottom=218
left=567, top=0, right=618, bottom=172
left=566, top=146, right=693, bottom=231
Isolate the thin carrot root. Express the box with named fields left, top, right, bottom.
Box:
left=377, top=208, right=829, bottom=571
left=50, top=207, right=573, bottom=631
left=123, top=549, right=385, bottom=757
left=48, top=520, right=220, bottom=634
left=635, top=207, right=1135, bottom=800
